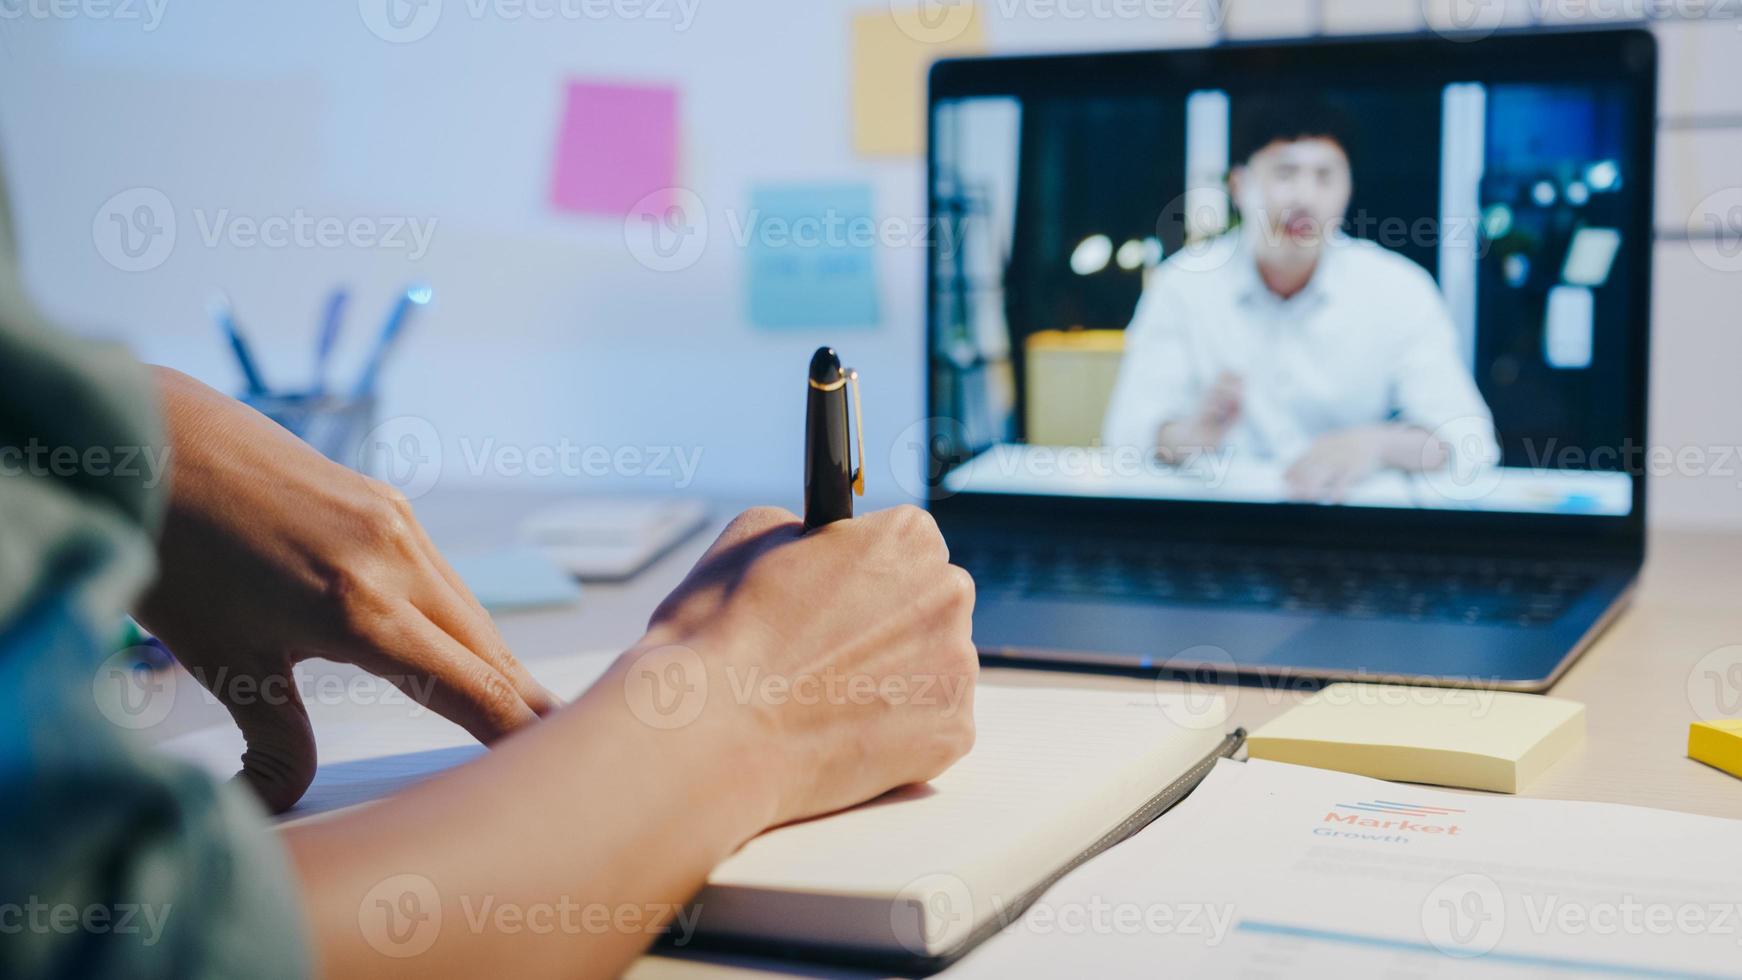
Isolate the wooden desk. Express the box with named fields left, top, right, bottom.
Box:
left=424, top=493, right=1741, bottom=823
left=142, top=491, right=1742, bottom=977
left=414, top=492, right=1742, bottom=978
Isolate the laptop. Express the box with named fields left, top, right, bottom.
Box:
left=922, top=28, right=1655, bottom=691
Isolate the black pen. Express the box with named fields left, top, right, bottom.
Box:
left=803, top=347, right=864, bottom=530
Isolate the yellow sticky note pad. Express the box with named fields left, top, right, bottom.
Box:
left=851, top=5, right=986, bottom=156
left=1247, top=683, right=1585, bottom=794
left=1689, top=719, right=1742, bottom=781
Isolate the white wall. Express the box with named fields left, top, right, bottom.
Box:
left=0, top=1, right=1737, bottom=526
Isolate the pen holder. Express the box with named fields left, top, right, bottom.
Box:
left=244, top=391, right=378, bottom=470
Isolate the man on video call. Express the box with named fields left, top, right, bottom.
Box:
left=1101, top=95, right=1500, bottom=502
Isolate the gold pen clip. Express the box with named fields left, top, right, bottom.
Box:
left=846, top=368, right=865, bottom=496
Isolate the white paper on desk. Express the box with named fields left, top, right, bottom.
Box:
left=947, top=759, right=1742, bottom=978
left=157, top=650, right=619, bottom=818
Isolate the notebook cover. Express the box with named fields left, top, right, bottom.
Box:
left=659, top=727, right=1247, bottom=975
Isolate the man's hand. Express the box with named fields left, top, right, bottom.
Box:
left=636, top=505, right=978, bottom=827
left=1156, top=371, right=1243, bottom=462
left=1286, top=423, right=1446, bottom=502
left=136, top=369, right=558, bottom=813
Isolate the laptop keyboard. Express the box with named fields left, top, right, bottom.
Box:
left=952, top=541, right=1598, bottom=628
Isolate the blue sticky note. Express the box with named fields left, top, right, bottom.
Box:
left=745, top=184, right=880, bottom=330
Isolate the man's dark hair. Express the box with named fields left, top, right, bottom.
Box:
left=1228, top=95, right=1360, bottom=167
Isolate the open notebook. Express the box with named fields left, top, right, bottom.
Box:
left=158, top=656, right=1239, bottom=973
left=683, top=687, right=1242, bottom=973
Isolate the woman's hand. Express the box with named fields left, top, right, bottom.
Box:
left=136, top=368, right=557, bottom=813
left=285, top=504, right=977, bottom=979
left=631, top=504, right=979, bottom=826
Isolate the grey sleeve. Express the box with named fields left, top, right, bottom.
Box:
left=0, top=152, right=310, bottom=979
left=0, top=592, right=311, bottom=980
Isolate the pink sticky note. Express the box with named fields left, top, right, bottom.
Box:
left=549, top=81, right=678, bottom=217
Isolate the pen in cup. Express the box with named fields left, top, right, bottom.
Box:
left=803, top=346, right=864, bottom=531
left=351, top=283, right=432, bottom=399
left=210, top=293, right=269, bottom=396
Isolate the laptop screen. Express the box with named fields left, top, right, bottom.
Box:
left=926, top=35, right=1650, bottom=519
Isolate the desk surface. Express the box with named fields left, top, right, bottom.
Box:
left=421, top=492, right=1742, bottom=978
left=420, top=492, right=1741, bottom=819
left=147, top=490, right=1742, bottom=978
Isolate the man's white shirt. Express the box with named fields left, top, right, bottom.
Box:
left=1101, top=232, right=1500, bottom=469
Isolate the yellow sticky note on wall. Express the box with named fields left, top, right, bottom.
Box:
left=852, top=4, right=987, bottom=156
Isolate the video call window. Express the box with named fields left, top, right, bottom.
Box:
left=930, top=80, right=1638, bottom=516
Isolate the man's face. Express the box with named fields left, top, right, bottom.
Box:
left=1230, top=137, right=1352, bottom=258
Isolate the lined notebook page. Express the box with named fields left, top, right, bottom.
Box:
left=706, top=687, right=1228, bottom=903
